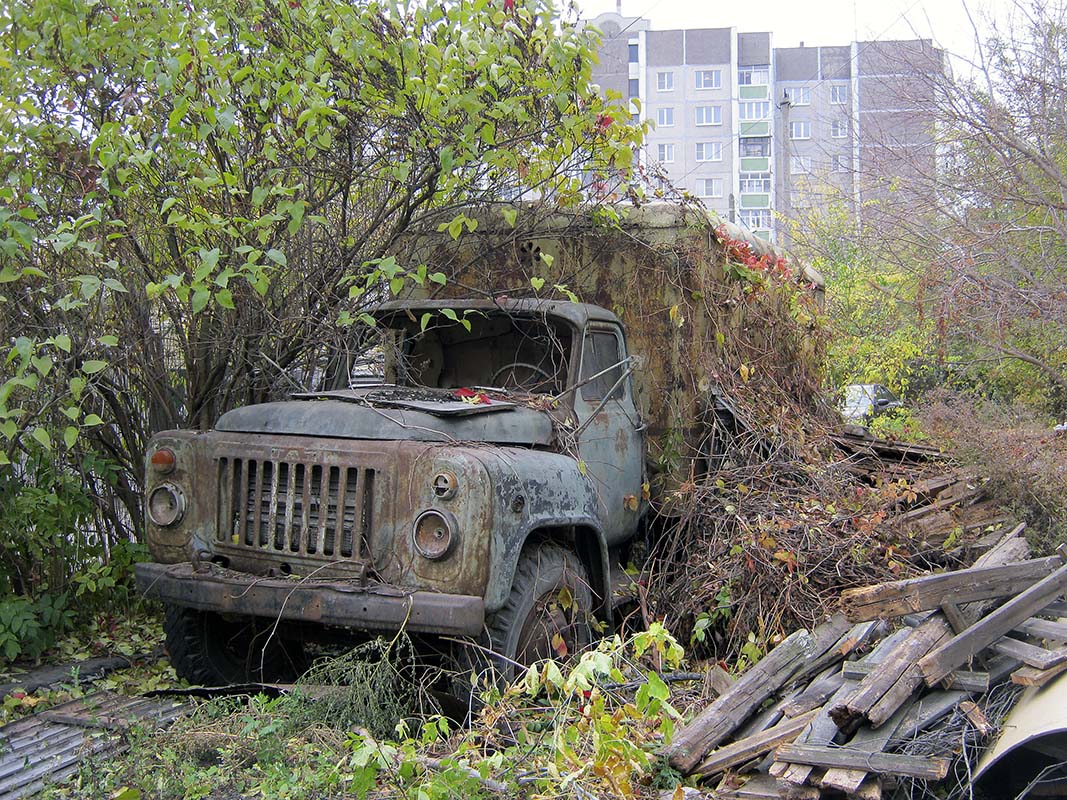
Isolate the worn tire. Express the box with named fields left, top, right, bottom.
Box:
left=163, top=604, right=305, bottom=685
left=479, top=544, right=593, bottom=683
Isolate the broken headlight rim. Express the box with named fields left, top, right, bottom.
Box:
left=431, top=470, right=458, bottom=500
left=412, top=509, right=458, bottom=560
left=147, top=483, right=186, bottom=527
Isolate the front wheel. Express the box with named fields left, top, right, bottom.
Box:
left=480, top=543, right=593, bottom=682
left=163, top=604, right=306, bottom=685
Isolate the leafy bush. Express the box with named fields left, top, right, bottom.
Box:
left=0, top=595, right=73, bottom=662
left=0, top=452, right=145, bottom=665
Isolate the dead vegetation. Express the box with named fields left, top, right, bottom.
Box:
left=919, top=391, right=1067, bottom=552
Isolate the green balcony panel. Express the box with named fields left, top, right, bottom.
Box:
left=739, top=121, right=770, bottom=137
left=740, top=193, right=771, bottom=209
left=739, top=86, right=768, bottom=100
left=740, top=157, right=770, bottom=172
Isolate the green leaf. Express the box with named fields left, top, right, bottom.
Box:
left=286, top=201, right=305, bottom=235
left=30, top=427, right=51, bottom=451
left=447, top=216, right=464, bottom=240
left=0, top=420, right=16, bottom=440
left=83, top=414, right=104, bottom=426
left=646, top=670, right=670, bottom=701
left=530, top=276, right=545, bottom=290
left=69, top=377, right=86, bottom=400
left=266, top=249, right=287, bottom=267
left=501, top=207, right=518, bottom=227
left=63, top=426, right=79, bottom=449
left=420, top=312, right=432, bottom=332
left=216, top=289, right=234, bottom=309
left=99, top=335, right=119, bottom=346
left=81, top=360, right=107, bottom=375
left=539, top=251, right=554, bottom=267
left=429, top=272, right=447, bottom=286
left=31, top=355, right=52, bottom=376
left=191, top=288, right=211, bottom=314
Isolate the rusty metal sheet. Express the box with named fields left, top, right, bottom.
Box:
left=0, top=691, right=186, bottom=799
left=135, top=561, right=485, bottom=635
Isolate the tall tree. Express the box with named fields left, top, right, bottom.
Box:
left=0, top=0, right=641, bottom=559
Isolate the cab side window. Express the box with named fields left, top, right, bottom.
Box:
left=580, top=330, right=624, bottom=401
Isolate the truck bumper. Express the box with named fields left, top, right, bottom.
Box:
left=134, top=561, right=485, bottom=636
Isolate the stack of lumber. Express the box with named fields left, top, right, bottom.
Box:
left=662, top=524, right=1067, bottom=798
left=831, top=431, right=1011, bottom=565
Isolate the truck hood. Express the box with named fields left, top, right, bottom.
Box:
left=215, top=387, right=558, bottom=446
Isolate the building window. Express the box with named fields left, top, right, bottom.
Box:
left=656, top=107, right=674, bottom=127
left=695, top=105, right=722, bottom=126
left=739, top=101, right=770, bottom=121
left=740, top=172, right=771, bottom=192
left=831, top=154, right=849, bottom=172
left=657, top=71, right=674, bottom=91
left=628, top=43, right=639, bottom=63
left=695, top=142, right=723, bottom=162
left=790, top=120, right=811, bottom=139
left=739, top=137, right=771, bottom=157
left=697, top=178, right=724, bottom=198
left=783, top=86, right=811, bottom=106
left=790, top=190, right=807, bottom=208
left=738, top=66, right=769, bottom=86
left=790, top=155, right=812, bottom=174
left=830, top=84, right=848, bottom=104
left=628, top=78, right=639, bottom=98
left=740, top=209, right=772, bottom=229
left=830, top=120, right=848, bottom=138
left=657, top=143, right=676, bottom=163
left=695, top=69, right=721, bottom=90
left=630, top=113, right=640, bottom=126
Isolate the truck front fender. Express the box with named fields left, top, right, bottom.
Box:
left=473, top=448, right=611, bottom=619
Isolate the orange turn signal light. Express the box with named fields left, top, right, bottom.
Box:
left=150, top=448, right=176, bottom=474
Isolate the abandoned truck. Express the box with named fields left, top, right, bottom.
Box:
left=134, top=205, right=824, bottom=684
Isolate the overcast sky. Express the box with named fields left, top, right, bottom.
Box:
left=574, top=0, right=1020, bottom=66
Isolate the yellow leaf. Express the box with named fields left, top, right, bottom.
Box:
left=739, top=363, right=752, bottom=383
left=623, top=494, right=638, bottom=511
left=557, top=585, right=574, bottom=611
left=641, top=482, right=651, bottom=502
left=551, top=632, right=568, bottom=658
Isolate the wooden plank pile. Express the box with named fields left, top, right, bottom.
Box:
left=662, top=524, right=1067, bottom=798
left=830, top=431, right=1011, bottom=566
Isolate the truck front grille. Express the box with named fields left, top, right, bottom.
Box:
left=217, top=457, right=375, bottom=559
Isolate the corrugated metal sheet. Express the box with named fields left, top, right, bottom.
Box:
left=0, top=691, right=186, bottom=799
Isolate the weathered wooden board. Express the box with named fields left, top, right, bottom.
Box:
left=839, top=556, right=1061, bottom=622
left=918, top=563, right=1067, bottom=685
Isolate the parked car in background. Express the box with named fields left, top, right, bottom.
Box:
left=840, top=384, right=903, bottom=424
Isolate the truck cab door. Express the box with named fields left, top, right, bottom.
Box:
left=572, top=325, right=645, bottom=544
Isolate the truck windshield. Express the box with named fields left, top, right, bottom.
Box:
left=379, top=311, right=574, bottom=395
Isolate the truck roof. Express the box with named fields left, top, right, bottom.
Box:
left=372, top=298, right=623, bottom=330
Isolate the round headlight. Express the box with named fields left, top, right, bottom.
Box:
left=147, top=483, right=186, bottom=527
left=412, top=509, right=458, bottom=560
